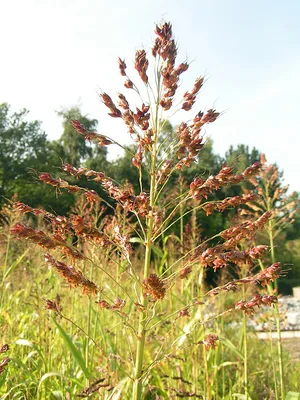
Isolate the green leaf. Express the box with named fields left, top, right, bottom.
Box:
left=51, top=391, right=64, bottom=400
left=52, top=318, right=91, bottom=379
left=129, top=237, right=144, bottom=244
left=152, top=245, right=164, bottom=258
left=218, top=335, right=245, bottom=360
left=163, top=234, right=180, bottom=245
left=2, top=249, right=29, bottom=282
left=215, top=361, right=239, bottom=368
left=37, top=372, right=63, bottom=398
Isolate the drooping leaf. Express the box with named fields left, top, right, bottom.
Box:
left=52, top=318, right=91, bottom=379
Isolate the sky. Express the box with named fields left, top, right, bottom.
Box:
left=1, top=0, right=299, bottom=191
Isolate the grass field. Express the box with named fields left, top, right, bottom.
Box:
left=1, top=217, right=300, bottom=399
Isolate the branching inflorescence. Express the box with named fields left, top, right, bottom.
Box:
left=10, top=21, right=283, bottom=400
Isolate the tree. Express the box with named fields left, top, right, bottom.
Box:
left=224, top=144, right=261, bottom=173
left=0, top=103, right=49, bottom=202
left=57, top=106, right=98, bottom=167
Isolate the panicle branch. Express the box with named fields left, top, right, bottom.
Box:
left=190, top=162, right=261, bottom=200
left=63, top=164, right=151, bottom=217
left=44, top=253, right=98, bottom=296
left=10, top=222, right=83, bottom=260
left=235, top=293, right=278, bottom=315
left=207, top=262, right=283, bottom=297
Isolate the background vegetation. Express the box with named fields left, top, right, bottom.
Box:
left=1, top=102, right=299, bottom=293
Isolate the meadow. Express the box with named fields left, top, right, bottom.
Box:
left=1, top=201, right=300, bottom=399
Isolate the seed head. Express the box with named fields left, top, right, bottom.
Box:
left=134, top=50, right=149, bottom=83
left=118, top=57, right=127, bottom=76
left=200, top=334, right=219, bottom=350
left=0, top=344, right=9, bottom=354
left=143, top=274, right=166, bottom=301
left=0, top=357, right=10, bottom=375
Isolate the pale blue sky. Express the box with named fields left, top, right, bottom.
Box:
left=1, top=0, right=299, bottom=190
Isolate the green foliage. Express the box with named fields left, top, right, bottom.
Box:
left=0, top=103, right=49, bottom=201
left=1, top=245, right=300, bottom=399
left=57, top=106, right=97, bottom=167
left=1, top=102, right=299, bottom=289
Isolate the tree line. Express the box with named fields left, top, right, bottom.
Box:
left=1, top=102, right=299, bottom=292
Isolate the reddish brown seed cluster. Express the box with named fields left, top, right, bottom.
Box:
left=39, top=172, right=82, bottom=194
left=102, top=22, right=219, bottom=172
left=190, top=162, right=262, bottom=200
left=207, top=262, right=282, bottom=297
left=113, top=225, right=132, bottom=261
left=63, top=165, right=151, bottom=217
left=72, top=120, right=113, bottom=146
left=255, top=262, right=282, bottom=287
left=143, top=273, right=166, bottom=301
left=243, top=162, right=263, bottom=177
left=96, top=298, right=126, bottom=310
left=10, top=223, right=58, bottom=249
left=133, top=103, right=150, bottom=131
left=135, top=50, right=149, bottom=83
left=122, top=105, right=152, bottom=138
left=45, top=299, right=60, bottom=312
left=77, top=379, right=113, bottom=397
left=63, top=164, right=104, bottom=180
left=199, top=245, right=269, bottom=271
left=220, top=212, right=271, bottom=241
left=0, top=357, right=10, bottom=375
left=0, top=344, right=10, bottom=376
left=175, top=112, right=220, bottom=170
left=203, top=194, right=257, bottom=216
left=10, top=222, right=83, bottom=260
left=12, top=200, right=114, bottom=250
left=153, top=23, right=180, bottom=106
left=188, top=213, right=271, bottom=267
left=13, top=201, right=44, bottom=216
left=117, top=93, right=129, bottom=110
left=85, top=190, right=100, bottom=203
left=182, top=77, right=204, bottom=111
left=156, top=160, right=173, bottom=184
left=96, top=300, right=111, bottom=309
left=71, top=215, right=112, bottom=247
left=0, top=344, right=9, bottom=354
left=45, top=254, right=98, bottom=296
left=153, top=22, right=176, bottom=61
left=102, top=180, right=150, bottom=217
left=178, top=307, right=190, bottom=318
left=152, top=208, right=165, bottom=235
left=175, top=123, right=203, bottom=169
left=199, top=334, right=219, bottom=350
left=124, top=79, right=134, bottom=89
left=118, top=57, right=127, bottom=76
left=179, top=266, right=192, bottom=279
left=100, top=93, right=122, bottom=118
left=235, top=294, right=278, bottom=316
left=131, top=104, right=152, bottom=168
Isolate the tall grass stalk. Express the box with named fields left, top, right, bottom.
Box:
left=242, top=285, right=248, bottom=400
left=6, top=22, right=285, bottom=399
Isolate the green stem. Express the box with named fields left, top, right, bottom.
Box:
left=242, top=285, right=248, bottom=399
left=132, top=185, right=154, bottom=400
left=266, top=186, right=284, bottom=399
left=132, top=74, right=161, bottom=399
left=269, top=327, right=279, bottom=400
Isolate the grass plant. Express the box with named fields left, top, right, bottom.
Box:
left=1, top=22, right=299, bottom=400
